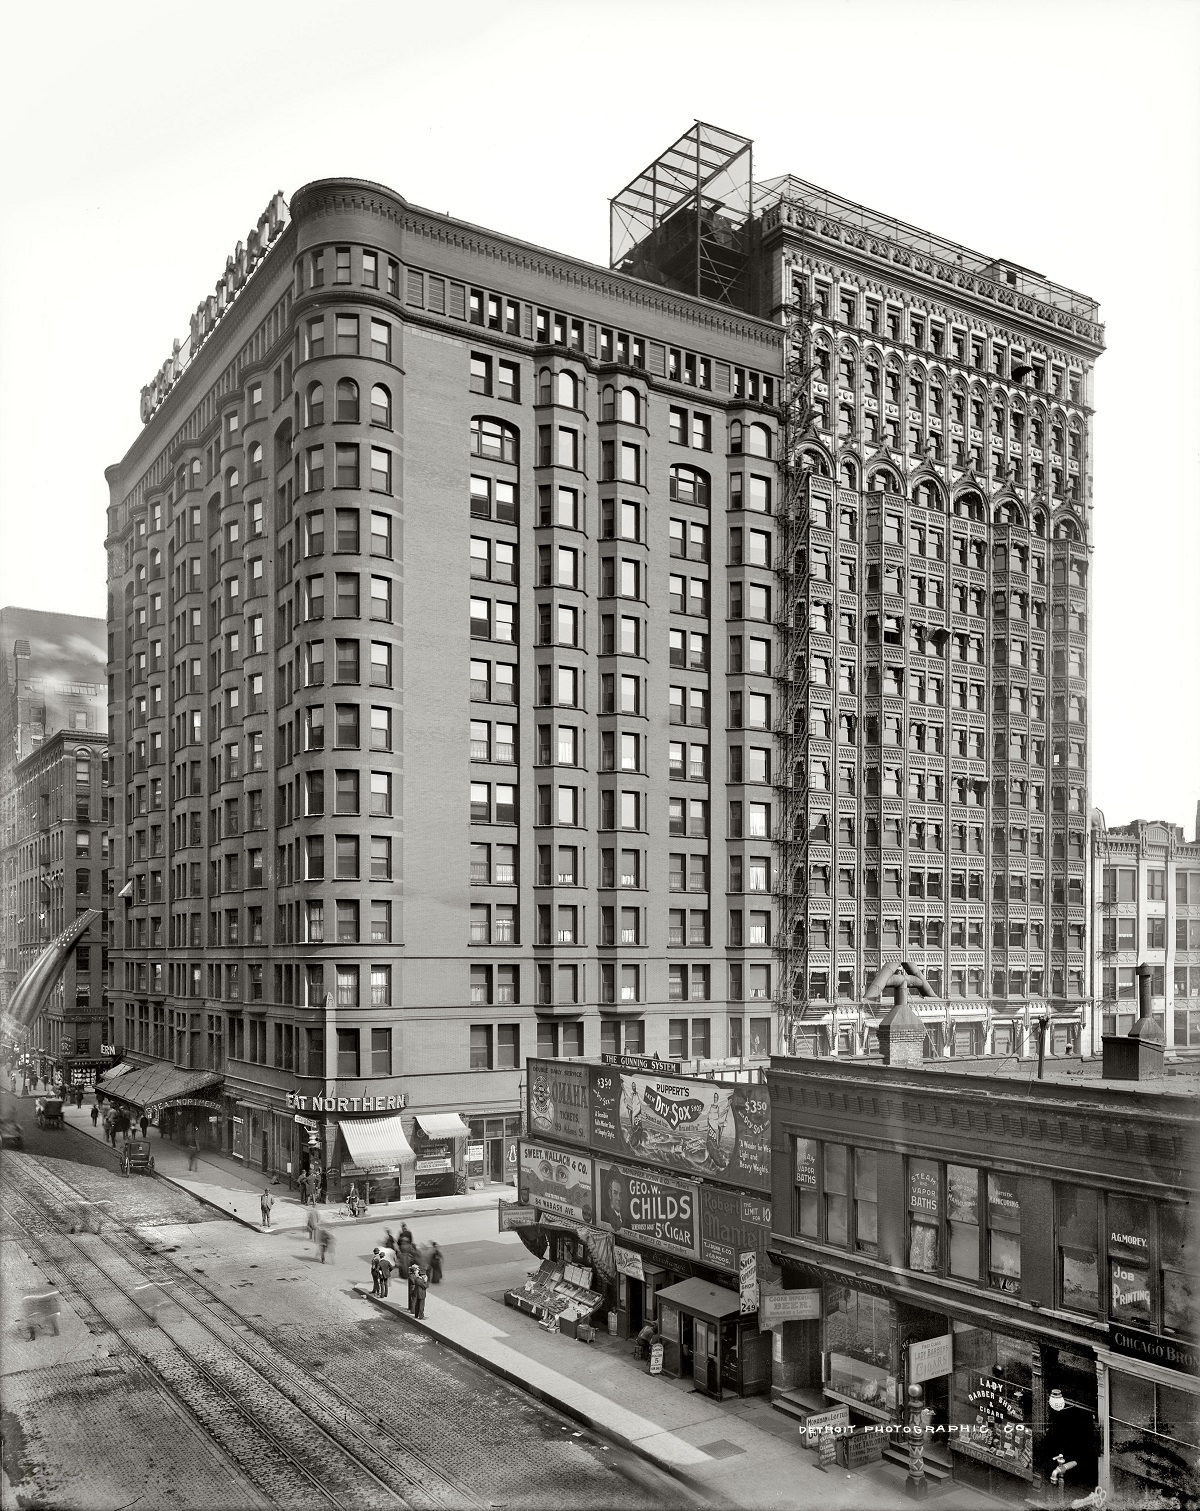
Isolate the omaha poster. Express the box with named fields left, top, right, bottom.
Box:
left=595, top=1161, right=698, bottom=1260
left=517, top=1142, right=595, bottom=1224
left=590, top=1065, right=771, bottom=1192
left=526, top=1059, right=590, bottom=1146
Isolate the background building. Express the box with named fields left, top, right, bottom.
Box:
left=613, top=124, right=1105, bottom=1059
left=104, top=125, right=1105, bottom=1196
left=0, top=606, right=107, bottom=1022
left=1091, top=813, right=1200, bottom=1054
left=766, top=1038, right=1198, bottom=1505
left=11, top=729, right=111, bottom=1077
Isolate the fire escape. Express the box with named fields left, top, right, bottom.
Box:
left=771, top=257, right=828, bottom=1054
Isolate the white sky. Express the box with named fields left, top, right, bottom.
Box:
left=1, top=0, right=1196, bottom=833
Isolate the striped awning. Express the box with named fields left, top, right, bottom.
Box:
left=414, top=1113, right=471, bottom=1140
left=339, top=1116, right=415, bottom=1174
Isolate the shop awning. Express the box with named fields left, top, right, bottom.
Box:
left=657, top=1278, right=744, bottom=1323
left=414, top=1113, right=471, bottom=1140
left=99, top=1062, right=221, bottom=1111
left=98, top=1061, right=134, bottom=1083
left=340, top=1115, right=415, bottom=1173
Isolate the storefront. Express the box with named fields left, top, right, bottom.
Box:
left=338, top=1114, right=414, bottom=1202
left=1098, top=1330, right=1199, bottom=1508
left=655, top=1278, right=770, bottom=1400
left=467, top=1112, right=520, bottom=1186
left=412, top=1113, right=471, bottom=1198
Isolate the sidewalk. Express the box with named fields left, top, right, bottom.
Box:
left=60, top=1101, right=1000, bottom=1509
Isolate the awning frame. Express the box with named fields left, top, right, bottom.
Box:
left=339, top=1115, right=415, bottom=1175
left=414, top=1113, right=471, bottom=1140
left=656, top=1278, right=744, bottom=1323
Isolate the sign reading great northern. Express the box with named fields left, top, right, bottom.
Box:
left=517, top=1142, right=595, bottom=1224
left=588, top=1066, right=771, bottom=1192
left=595, top=1161, right=698, bottom=1259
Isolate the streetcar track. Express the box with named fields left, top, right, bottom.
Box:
left=3, top=1150, right=492, bottom=1510
left=1, top=1157, right=404, bottom=1509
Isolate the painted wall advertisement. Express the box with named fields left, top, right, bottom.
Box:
left=589, top=1066, right=771, bottom=1192
left=698, top=1185, right=772, bottom=1273
left=518, top=1142, right=595, bottom=1224
left=527, top=1060, right=591, bottom=1147
left=595, top=1161, right=698, bottom=1260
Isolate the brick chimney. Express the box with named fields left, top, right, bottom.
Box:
left=1102, top=963, right=1165, bottom=1081
left=877, top=977, right=926, bottom=1066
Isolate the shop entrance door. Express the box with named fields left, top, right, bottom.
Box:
left=488, top=1138, right=504, bottom=1182
left=679, top=1312, right=694, bottom=1380
left=693, top=1318, right=720, bottom=1399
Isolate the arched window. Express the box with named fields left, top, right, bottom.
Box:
left=149, top=548, right=162, bottom=577
left=620, top=387, right=641, bottom=424
left=954, top=490, right=985, bottom=522
left=370, top=384, right=391, bottom=428
left=306, top=382, right=324, bottom=427
left=994, top=500, right=1025, bottom=527
left=557, top=370, right=579, bottom=409
left=176, top=466, right=187, bottom=494
left=746, top=423, right=771, bottom=458
left=1054, top=517, right=1081, bottom=542
left=1032, top=509, right=1047, bottom=536
left=870, top=467, right=900, bottom=494
left=471, top=417, right=519, bottom=464
left=912, top=480, right=943, bottom=511
left=274, top=421, right=293, bottom=473
left=247, top=443, right=263, bottom=481
left=225, top=467, right=240, bottom=495
left=600, top=384, right=616, bottom=421
left=730, top=421, right=744, bottom=454
left=668, top=465, right=709, bottom=508
left=813, top=341, right=831, bottom=384
left=839, top=458, right=858, bottom=491
left=135, top=563, right=146, bottom=588
left=190, top=459, right=202, bottom=485
left=799, top=448, right=831, bottom=478
left=335, top=378, right=359, bottom=423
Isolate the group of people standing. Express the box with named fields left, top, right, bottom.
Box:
left=370, top=1225, right=442, bottom=1318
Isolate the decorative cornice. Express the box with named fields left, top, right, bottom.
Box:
left=291, top=180, right=783, bottom=352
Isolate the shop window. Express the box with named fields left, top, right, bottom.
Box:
left=987, top=1173, right=1022, bottom=1293
left=1161, top=1201, right=1200, bottom=1337
left=825, top=1286, right=896, bottom=1416
left=1056, top=1185, right=1100, bottom=1314
left=949, top=1325, right=1034, bottom=1478
left=1109, top=1371, right=1200, bottom=1509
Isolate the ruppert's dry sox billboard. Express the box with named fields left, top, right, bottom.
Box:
left=526, top=1059, right=771, bottom=1194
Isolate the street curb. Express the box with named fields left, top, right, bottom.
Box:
left=353, top=1284, right=715, bottom=1502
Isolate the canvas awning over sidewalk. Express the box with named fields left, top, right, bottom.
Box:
left=340, top=1115, right=415, bottom=1174
left=97, top=1062, right=221, bottom=1113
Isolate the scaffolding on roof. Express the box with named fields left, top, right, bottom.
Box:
left=609, top=122, right=755, bottom=308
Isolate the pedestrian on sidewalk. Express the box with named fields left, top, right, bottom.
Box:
left=75, top=1087, right=84, bottom=1109
left=377, top=1244, right=394, bottom=1297
left=309, top=1170, right=322, bottom=1205
left=412, top=1265, right=428, bottom=1319
left=90, top=1103, right=99, bottom=1128
left=317, top=1223, right=333, bottom=1264
left=298, top=1169, right=309, bottom=1204
left=187, top=1133, right=200, bottom=1171
left=306, top=1205, right=319, bottom=1244
left=260, top=1188, right=274, bottom=1229
left=139, top=1114, right=149, bottom=1138
left=428, top=1243, right=443, bottom=1284
left=370, top=1248, right=383, bottom=1296
left=407, top=1262, right=418, bottom=1313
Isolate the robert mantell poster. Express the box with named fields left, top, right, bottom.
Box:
left=518, top=1142, right=595, bottom=1224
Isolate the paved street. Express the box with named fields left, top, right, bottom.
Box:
left=0, top=1104, right=694, bottom=1510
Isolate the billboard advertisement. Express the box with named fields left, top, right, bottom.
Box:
left=517, top=1142, right=595, bottom=1224
left=595, top=1160, right=698, bottom=1260
left=698, top=1185, right=772, bottom=1273
left=527, top=1060, right=591, bottom=1147
left=590, top=1065, right=771, bottom=1193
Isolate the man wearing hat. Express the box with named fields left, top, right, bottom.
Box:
left=407, top=1262, right=419, bottom=1314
